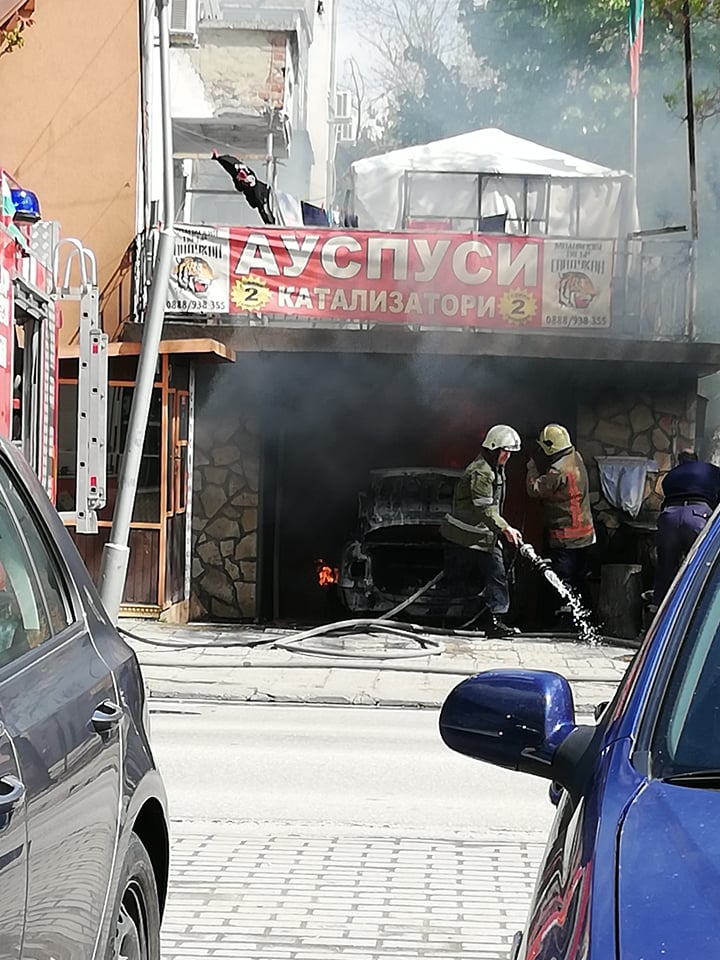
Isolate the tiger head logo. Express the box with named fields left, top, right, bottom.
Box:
left=173, top=256, right=215, bottom=296
left=558, top=271, right=596, bottom=310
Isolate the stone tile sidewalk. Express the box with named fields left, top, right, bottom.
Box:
left=162, top=831, right=546, bottom=960
left=122, top=620, right=634, bottom=715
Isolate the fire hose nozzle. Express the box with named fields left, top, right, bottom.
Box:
left=519, top=541, right=552, bottom=571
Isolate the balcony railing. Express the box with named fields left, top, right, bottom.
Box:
left=216, top=0, right=316, bottom=43
left=132, top=224, right=695, bottom=343
left=613, top=236, right=692, bottom=340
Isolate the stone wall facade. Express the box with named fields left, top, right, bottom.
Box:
left=186, top=381, right=698, bottom=621
left=190, top=416, right=260, bottom=621
left=576, top=386, right=697, bottom=532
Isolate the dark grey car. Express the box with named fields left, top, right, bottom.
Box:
left=0, top=438, right=169, bottom=959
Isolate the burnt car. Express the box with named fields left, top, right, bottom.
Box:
left=339, top=467, right=475, bottom=620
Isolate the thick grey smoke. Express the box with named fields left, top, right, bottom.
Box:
left=341, top=0, right=720, bottom=331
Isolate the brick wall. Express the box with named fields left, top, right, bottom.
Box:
left=181, top=28, right=289, bottom=117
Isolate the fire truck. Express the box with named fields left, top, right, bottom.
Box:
left=0, top=167, right=108, bottom=533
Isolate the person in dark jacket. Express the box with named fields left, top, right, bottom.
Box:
left=654, top=450, right=720, bottom=605
left=440, top=424, right=523, bottom=637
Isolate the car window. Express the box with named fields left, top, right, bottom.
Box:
left=0, top=492, right=52, bottom=667
left=0, top=477, right=73, bottom=634
left=651, top=556, right=720, bottom=776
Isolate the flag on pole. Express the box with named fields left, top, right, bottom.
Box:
left=629, top=0, right=644, bottom=97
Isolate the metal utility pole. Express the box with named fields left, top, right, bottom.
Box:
left=98, top=0, right=176, bottom=622
left=630, top=94, right=639, bottom=219
left=683, top=0, right=699, bottom=339
left=266, top=126, right=276, bottom=189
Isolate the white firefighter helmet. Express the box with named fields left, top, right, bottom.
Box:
left=482, top=424, right=522, bottom=452
left=538, top=423, right=573, bottom=456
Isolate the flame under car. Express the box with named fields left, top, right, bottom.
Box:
left=338, top=468, right=475, bottom=621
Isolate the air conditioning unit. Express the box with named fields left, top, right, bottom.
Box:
left=335, top=90, right=354, bottom=143
left=170, top=0, right=198, bottom=44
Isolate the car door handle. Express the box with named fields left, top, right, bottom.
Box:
left=91, top=700, right=123, bottom=734
left=0, top=775, right=25, bottom=813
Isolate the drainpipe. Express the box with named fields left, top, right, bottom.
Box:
left=682, top=0, right=698, bottom=341
left=266, top=126, right=276, bottom=189
left=137, top=0, right=155, bottom=235
left=326, top=0, right=340, bottom=205
left=98, top=0, right=176, bottom=623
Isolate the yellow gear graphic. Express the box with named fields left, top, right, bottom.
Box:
left=231, top=275, right=272, bottom=312
left=498, top=289, right=538, bottom=325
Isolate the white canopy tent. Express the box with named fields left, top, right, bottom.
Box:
left=350, top=128, right=636, bottom=237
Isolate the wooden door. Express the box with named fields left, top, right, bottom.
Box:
left=164, top=389, right=189, bottom=606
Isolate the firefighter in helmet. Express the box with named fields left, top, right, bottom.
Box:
left=441, top=424, right=523, bottom=638
left=526, top=424, right=595, bottom=616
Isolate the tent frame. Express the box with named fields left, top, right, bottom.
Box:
left=399, top=170, right=630, bottom=238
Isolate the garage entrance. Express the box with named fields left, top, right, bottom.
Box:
left=247, top=353, right=574, bottom=625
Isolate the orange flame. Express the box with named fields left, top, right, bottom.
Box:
left=316, top=560, right=339, bottom=587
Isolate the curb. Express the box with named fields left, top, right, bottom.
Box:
left=144, top=681, right=617, bottom=714
left=147, top=687, right=443, bottom=709
left=133, top=654, right=625, bottom=683
left=147, top=688, right=605, bottom=713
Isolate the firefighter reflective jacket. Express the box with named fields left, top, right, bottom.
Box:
left=526, top=448, right=595, bottom=548
left=441, top=453, right=508, bottom=552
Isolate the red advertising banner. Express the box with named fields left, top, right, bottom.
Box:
left=167, top=226, right=614, bottom=331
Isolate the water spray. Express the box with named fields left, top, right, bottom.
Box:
left=518, top=540, right=600, bottom=645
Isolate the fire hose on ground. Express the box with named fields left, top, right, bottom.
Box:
left=272, top=572, right=447, bottom=659
left=120, top=538, right=610, bottom=656
left=120, top=571, right=452, bottom=660
left=120, top=571, right=452, bottom=658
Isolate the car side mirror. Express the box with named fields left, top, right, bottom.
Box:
left=439, top=670, right=579, bottom=782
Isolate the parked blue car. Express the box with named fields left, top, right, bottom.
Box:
left=440, top=514, right=720, bottom=960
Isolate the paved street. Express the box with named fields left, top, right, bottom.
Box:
left=152, top=703, right=555, bottom=959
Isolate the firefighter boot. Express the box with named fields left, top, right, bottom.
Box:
left=477, top=610, right=520, bottom=639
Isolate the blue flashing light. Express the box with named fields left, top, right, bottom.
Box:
left=10, top=188, right=41, bottom=223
